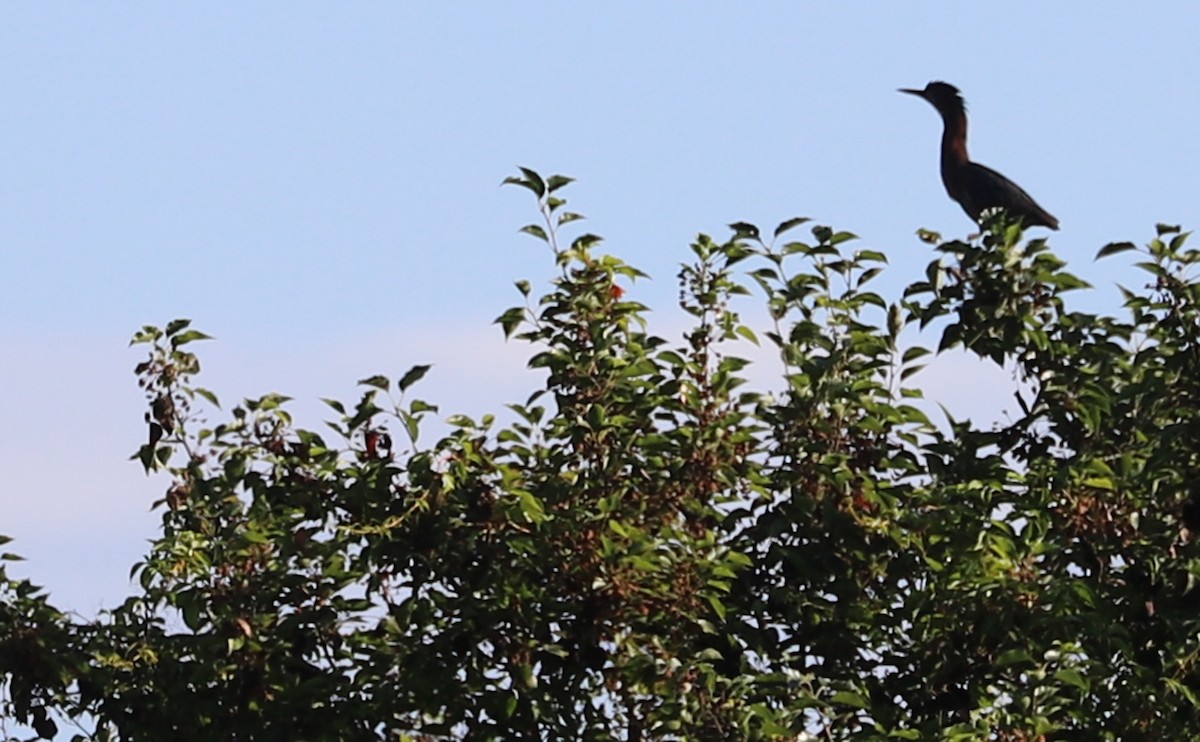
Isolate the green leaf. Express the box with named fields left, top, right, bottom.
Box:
left=995, top=649, right=1033, bottom=668
left=165, top=318, right=192, bottom=336
left=773, top=216, right=810, bottom=238
left=398, top=364, right=432, bottom=393
left=516, top=491, right=546, bottom=523
left=916, top=228, right=941, bottom=244
left=546, top=174, right=574, bottom=193
left=358, top=375, right=390, bottom=391
left=750, top=705, right=791, bottom=736
left=495, top=307, right=525, bottom=339
left=858, top=267, right=885, bottom=287
left=728, top=222, right=760, bottom=241
left=830, top=691, right=870, bottom=709
left=1054, top=668, right=1090, bottom=692
left=503, top=169, right=546, bottom=199
left=519, top=224, right=548, bottom=242
left=170, top=329, right=213, bottom=347
left=1166, top=677, right=1200, bottom=708
left=888, top=303, right=903, bottom=339
left=735, top=325, right=759, bottom=345
left=130, top=325, right=163, bottom=345
left=410, top=399, right=438, bottom=414
left=517, top=167, right=545, bottom=194
left=572, top=233, right=602, bottom=251
left=182, top=597, right=205, bottom=631
left=657, top=349, right=686, bottom=367
left=705, top=594, right=727, bottom=621
left=1170, top=230, right=1193, bottom=253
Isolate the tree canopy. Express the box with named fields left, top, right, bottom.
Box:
left=3, top=169, right=1200, bottom=740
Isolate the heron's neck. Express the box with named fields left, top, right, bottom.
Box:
left=940, top=110, right=969, bottom=167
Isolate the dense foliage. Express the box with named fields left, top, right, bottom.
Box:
left=3, top=169, right=1200, bottom=740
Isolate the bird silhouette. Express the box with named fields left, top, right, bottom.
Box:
left=900, top=81, right=1059, bottom=230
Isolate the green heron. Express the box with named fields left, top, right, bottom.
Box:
left=900, top=81, right=1059, bottom=230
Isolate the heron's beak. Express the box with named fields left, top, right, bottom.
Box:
left=898, top=87, right=925, bottom=99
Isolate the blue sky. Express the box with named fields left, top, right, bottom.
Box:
left=2, top=4, right=1198, bottom=615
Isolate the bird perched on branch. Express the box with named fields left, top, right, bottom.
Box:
left=900, top=81, right=1059, bottom=230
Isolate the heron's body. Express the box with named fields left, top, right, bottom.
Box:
left=901, top=82, right=1059, bottom=230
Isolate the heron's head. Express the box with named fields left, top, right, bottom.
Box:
left=899, top=81, right=966, bottom=117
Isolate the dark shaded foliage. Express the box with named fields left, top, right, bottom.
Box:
left=3, top=174, right=1199, bottom=740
